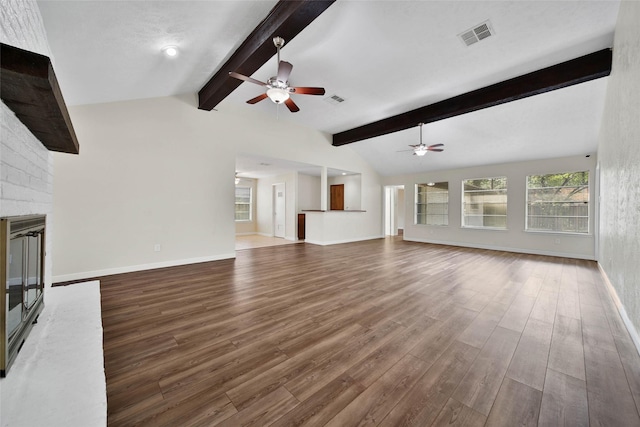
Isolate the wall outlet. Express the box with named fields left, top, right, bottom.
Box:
left=154, top=244, right=161, bottom=252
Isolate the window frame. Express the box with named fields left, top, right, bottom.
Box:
left=461, top=176, right=508, bottom=230
left=415, top=182, right=449, bottom=226
left=525, top=171, right=589, bottom=234
left=234, top=186, right=252, bottom=222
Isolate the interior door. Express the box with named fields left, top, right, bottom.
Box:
left=273, top=183, right=286, bottom=238
left=330, top=184, right=344, bottom=210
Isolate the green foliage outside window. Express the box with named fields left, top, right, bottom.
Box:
left=527, top=171, right=589, bottom=233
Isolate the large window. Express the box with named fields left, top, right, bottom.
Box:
left=526, top=171, right=589, bottom=233
left=463, top=177, right=507, bottom=229
left=416, top=182, right=449, bottom=225
left=235, top=186, right=252, bottom=221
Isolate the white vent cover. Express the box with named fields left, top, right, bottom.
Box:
left=325, top=94, right=345, bottom=105
left=459, top=20, right=494, bottom=46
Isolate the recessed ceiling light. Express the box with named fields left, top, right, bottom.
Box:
left=341, top=172, right=347, bottom=176
left=162, top=45, right=178, bottom=57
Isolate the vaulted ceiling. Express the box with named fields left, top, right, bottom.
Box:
left=37, top=0, right=620, bottom=176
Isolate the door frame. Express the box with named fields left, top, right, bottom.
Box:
left=272, top=182, right=286, bottom=238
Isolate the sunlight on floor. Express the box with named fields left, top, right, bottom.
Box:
left=235, top=234, right=303, bottom=250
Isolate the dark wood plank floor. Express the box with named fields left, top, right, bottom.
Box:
left=99, top=237, right=640, bottom=426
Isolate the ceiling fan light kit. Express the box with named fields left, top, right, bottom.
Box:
left=402, top=123, right=445, bottom=157
left=266, top=87, right=290, bottom=103
left=228, top=36, right=325, bottom=113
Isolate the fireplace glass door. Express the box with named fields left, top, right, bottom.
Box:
left=1, top=215, right=46, bottom=376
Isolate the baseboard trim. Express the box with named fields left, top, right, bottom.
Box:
left=305, top=235, right=384, bottom=246
left=52, top=253, right=236, bottom=283
left=403, top=237, right=595, bottom=260
left=597, top=263, right=640, bottom=357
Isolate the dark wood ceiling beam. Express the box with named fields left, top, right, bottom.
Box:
left=332, top=48, right=612, bottom=146
left=1, top=43, right=79, bottom=154
left=198, top=0, right=335, bottom=111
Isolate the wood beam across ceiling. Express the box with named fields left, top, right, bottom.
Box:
left=332, top=48, right=612, bottom=146
left=198, top=0, right=335, bottom=111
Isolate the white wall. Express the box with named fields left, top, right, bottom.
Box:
left=0, top=0, right=55, bottom=287
left=597, top=1, right=640, bottom=345
left=305, top=211, right=382, bottom=245
left=384, top=155, right=597, bottom=259
left=53, top=96, right=237, bottom=281
left=52, top=95, right=382, bottom=281
left=298, top=173, right=321, bottom=211
left=328, top=174, right=361, bottom=210
left=235, top=177, right=256, bottom=235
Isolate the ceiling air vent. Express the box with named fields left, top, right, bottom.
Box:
left=325, top=94, right=345, bottom=105
left=459, top=20, right=494, bottom=47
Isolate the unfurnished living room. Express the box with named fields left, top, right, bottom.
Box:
left=1, top=0, right=639, bottom=426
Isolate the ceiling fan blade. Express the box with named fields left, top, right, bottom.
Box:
left=284, top=97, right=300, bottom=113
left=247, top=93, right=268, bottom=104
left=229, top=71, right=267, bottom=87
left=291, top=87, right=325, bottom=95
left=277, top=61, right=293, bottom=82
left=428, top=148, right=444, bottom=152
left=428, top=143, right=444, bottom=148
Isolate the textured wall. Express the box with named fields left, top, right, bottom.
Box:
left=597, top=0, right=640, bottom=336
left=0, top=0, right=54, bottom=285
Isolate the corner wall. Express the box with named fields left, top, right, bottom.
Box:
left=52, top=96, right=382, bottom=281
left=385, top=155, right=597, bottom=259
left=597, top=1, right=640, bottom=345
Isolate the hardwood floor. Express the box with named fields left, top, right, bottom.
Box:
left=99, top=238, right=640, bottom=426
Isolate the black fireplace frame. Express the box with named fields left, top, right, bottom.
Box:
left=0, top=215, right=46, bottom=377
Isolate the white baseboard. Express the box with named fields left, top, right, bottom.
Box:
left=403, top=237, right=595, bottom=260
left=257, top=232, right=273, bottom=237
left=52, top=253, right=236, bottom=283
left=598, top=263, right=640, bottom=357
left=235, top=232, right=257, bottom=236
left=305, top=235, right=384, bottom=246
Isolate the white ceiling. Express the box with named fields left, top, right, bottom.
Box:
left=37, top=0, right=620, bottom=177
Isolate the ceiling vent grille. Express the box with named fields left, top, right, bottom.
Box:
left=325, top=94, right=345, bottom=105
left=459, top=21, right=494, bottom=46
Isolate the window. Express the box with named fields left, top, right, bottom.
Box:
left=235, top=186, right=252, bottom=221
left=416, top=182, right=449, bottom=225
left=463, top=177, right=507, bottom=229
left=526, top=171, right=589, bottom=233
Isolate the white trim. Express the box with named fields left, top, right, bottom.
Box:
left=403, top=236, right=595, bottom=260
left=235, top=232, right=257, bottom=236
left=52, top=253, right=236, bottom=283
left=305, top=235, right=384, bottom=246
left=598, top=263, right=640, bottom=357
left=257, top=232, right=273, bottom=237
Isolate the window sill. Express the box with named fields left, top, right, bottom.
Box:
left=461, top=226, right=508, bottom=231
left=524, top=230, right=592, bottom=237
left=235, top=220, right=253, bottom=223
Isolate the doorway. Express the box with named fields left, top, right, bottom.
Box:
left=384, top=185, right=405, bottom=236
left=273, top=183, right=286, bottom=238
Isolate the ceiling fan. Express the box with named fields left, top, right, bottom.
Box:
left=399, top=123, right=445, bottom=156
left=228, top=36, right=325, bottom=113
